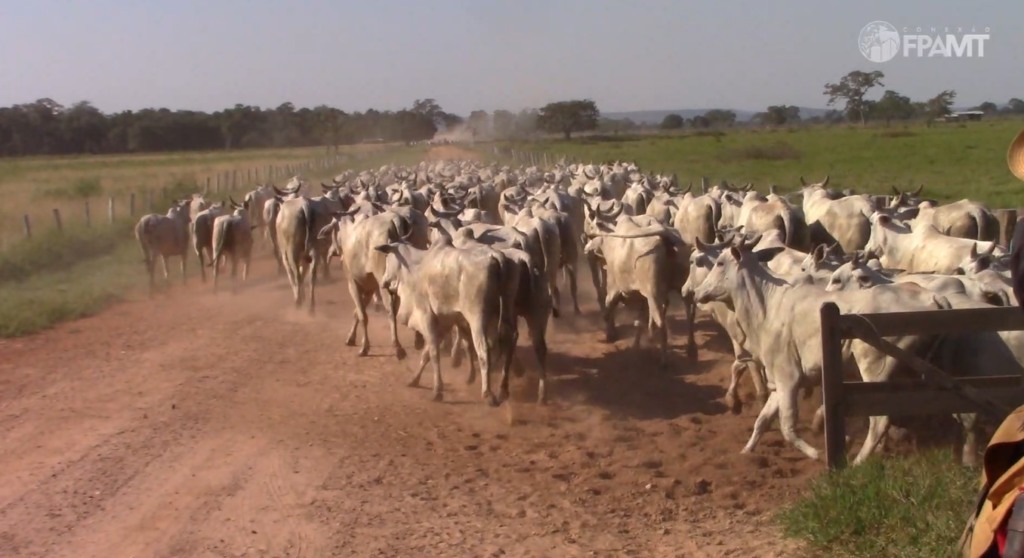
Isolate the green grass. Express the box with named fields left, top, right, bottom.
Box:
left=777, top=450, right=979, bottom=558
left=0, top=222, right=132, bottom=283
left=0, top=239, right=148, bottom=337
left=495, top=118, right=1024, bottom=207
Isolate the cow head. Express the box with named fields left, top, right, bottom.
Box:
left=824, top=252, right=886, bottom=292
left=692, top=235, right=765, bottom=306
left=956, top=241, right=1002, bottom=276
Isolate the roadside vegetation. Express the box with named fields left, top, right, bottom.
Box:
left=0, top=143, right=425, bottom=337
left=777, top=450, right=978, bottom=558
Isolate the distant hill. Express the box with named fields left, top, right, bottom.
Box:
left=603, top=107, right=832, bottom=124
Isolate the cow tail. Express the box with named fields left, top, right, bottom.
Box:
left=135, top=217, right=152, bottom=264
left=486, top=256, right=506, bottom=356
left=780, top=211, right=794, bottom=247
left=210, top=219, right=225, bottom=267
left=698, top=206, right=716, bottom=244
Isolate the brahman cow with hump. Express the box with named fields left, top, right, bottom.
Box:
left=317, top=209, right=425, bottom=360
left=584, top=217, right=690, bottom=367
left=800, top=177, right=874, bottom=253
left=191, top=201, right=226, bottom=282
left=210, top=196, right=255, bottom=293
left=865, top=213, right=1005, bottom=274
left=135, top=200, right=192, bottom=293
left=375, top=236, right=516, bottom=405
left=275, top=196, right=319, bottom=312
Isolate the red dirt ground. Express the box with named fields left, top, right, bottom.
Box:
left=0, top=151, right=834, bottom=556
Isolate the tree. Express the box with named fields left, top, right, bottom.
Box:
left=688, top=115, right=711, bottom=129
left=872, top=90, right=914, bottom=125
left=467, top=110, right=489, bottom=138
left=975, top=101, right=999, bottom=115
left=926, top=90, right=957, bottom=119
left=704, top=109, right=737, bottom=127
left=755, top=105, right=800, bottom=126
left=1007, top=98, right=1024, bottom=114
left=492, top=109, right=514, bottom=138
left=824, top=70, right=885, bottom=125
left=660, top=113, right=684, bottom=130
left=536, top=99, right=599, bottom=140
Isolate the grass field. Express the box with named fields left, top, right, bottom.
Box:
left=0, top=142, right=427, bottom=337
left=0, top=143, right=410, bottom=249
left=496, top=118, right=1024, bottom=208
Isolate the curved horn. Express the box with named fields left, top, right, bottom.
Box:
left=891, top=185, right=901, bottom=196
left=799, top=176, right=807, bottom=186
left=606, top=202, right=624, bottom=220
left=911, top=184, right=924, bottom=196
left=821, top=175, right=830, bottom=187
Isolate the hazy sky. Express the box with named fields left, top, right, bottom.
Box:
left=1, top=0, right=1020, bottom=115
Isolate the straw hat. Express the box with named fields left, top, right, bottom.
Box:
left=1008, top=128, right=1024, bottom=181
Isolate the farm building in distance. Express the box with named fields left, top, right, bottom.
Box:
left=939, top=110, right=985, bottom=122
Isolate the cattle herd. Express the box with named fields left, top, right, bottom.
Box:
left=133, top=158, right=1021, bottom=467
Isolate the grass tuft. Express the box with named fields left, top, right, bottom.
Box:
left=717, top=141, right=802, bottom=162
left=777, top=450, right=978, bottom=558
left=0, top=222, right=132, bottom=283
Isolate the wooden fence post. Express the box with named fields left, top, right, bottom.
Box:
left=108, top=196, right=115, bottom=224
left=820, top=302, right=847, bottom=470
left=216, top=174, right=221, bottom=193
left=22, top=215, right=31, bottom=240
left=52, top=208, right=63, bottom=232
left=205, top=176, right=211, bottom=194
left=130, top=192, right=136, bottom=217
left=146, top=189, right=153, bottom=212
left=84, top=199, right=91, bottom=227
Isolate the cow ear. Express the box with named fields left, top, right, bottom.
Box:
left=729, top=246, right=742, bottom=261
left=970, top=242, right=978, bottom=259
left=876, top=214, right=892, bottom=226
left=374, top=244, right=393, bottom=254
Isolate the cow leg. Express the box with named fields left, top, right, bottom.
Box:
left=230, top=255, right=239, bottom=294
left=958, top=412, right=981, bottom=467
left=409, top=347, right=430, bottom=388
left=344, top=282, right=361, bottom=347
left=725, top=360, right=747, bottom=414
left=632, top=300, right=648, bottom=350
left=470, top=322, right=498, bottom=407
left=529, top=321, right=549, bottom=405
left=811, top=405, right=825, bottom=433
left=161, top=255, right=171, bottom=281
left=603, top=291, right=623, bottom=342
left=777, top=383, right=819, bottom=460
left=683, top=293, right=698, bottom=362
left=853, top=415, right=891, bottom=465
left=383, top=290, right=406, bottom=360
left=742, top=391, right=780, bottom=454
left=308, top=257, right=318, bottom=315
left=450, top=327, right=465, bottom=368
left=425, top=327, right=444, bottom=402
left=180, top=254, right=187, bottom=285
left=463, top=332, right=478, bottom=385
left=498, top=325, right=519, bottom=404
left=651, top=297, right=669, bottom=369
left=196, top=249, right=206, bottom=283
left=564, top=265, right=581, bottom=315
left=212, top=255, right=221, bottom=293
left=587, top=254, right=606, bottom=312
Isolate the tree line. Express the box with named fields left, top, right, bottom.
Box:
left=0, top=98, right=463, bottom=157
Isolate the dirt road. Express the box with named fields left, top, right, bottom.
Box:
left=0, top=250, right=824, bottom=557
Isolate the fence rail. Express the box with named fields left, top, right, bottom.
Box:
left=819, top=302, right=1024, bottom=470
left=4, top=151, right=364, bottom=249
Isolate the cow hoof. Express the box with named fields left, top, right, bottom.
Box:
left=485, top=393, right=501, bottom=407
left=345, top=337, right=356, bottom=347
left=407, top=377, right=421, bottom=388
left=358, top=346, right=369, bottom=357
left=395, top=346, right=407, bottom=360
left=725, top=393, right=741, bottom=415
left=499, top=388, right=510, bottom=402
left=432, top=391, right=443, bottom=402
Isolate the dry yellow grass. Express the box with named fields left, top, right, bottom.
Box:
left=0, top=143, right=400, bottom=248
